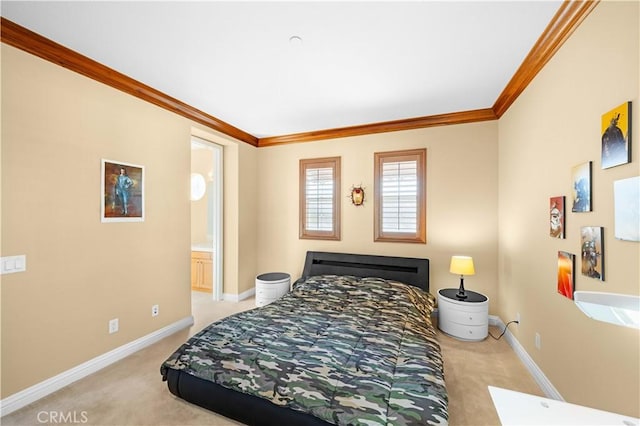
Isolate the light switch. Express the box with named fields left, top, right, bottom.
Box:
left=15, top=256, right=25, bottom=269
left=3, top=259, right=15, bottom=271
left=1, top=255, right=27, bottom=274
left=4, top=257, right=16, bottom=271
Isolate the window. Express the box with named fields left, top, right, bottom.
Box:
left=299, top=157, right=341, bottom=240
left=374, top=149, right=426, bottom=243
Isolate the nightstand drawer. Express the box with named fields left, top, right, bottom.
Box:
left=439, top=321, right=488, bottom=341
left=439, top=305, right=488, bottom=326
left=256, top=286, right=279, bottom=299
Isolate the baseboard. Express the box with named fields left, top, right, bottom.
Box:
left=0, top=316, right=194, bottom=417
left=223, top=287, right=255, bottom=302
left=489, top=315, right=564, bottom=401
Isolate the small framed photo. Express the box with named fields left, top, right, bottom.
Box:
left=550, top=196, right=565, bottom=238
left=580, top=226, right=604, bottom=281
left=614, top=176, right=640, bottom=242
left=557, top=251, right=575, bottom=300
left=101, top=159, right=144, bottom=222
left=601, top=101, right=632, bottom=169
left=571, top=161, right=591, bottom=212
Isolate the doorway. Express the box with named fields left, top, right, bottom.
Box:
left=190, top=137, right=223, bottom=301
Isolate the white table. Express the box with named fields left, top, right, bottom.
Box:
left=489, top=386, right=639, bottom=425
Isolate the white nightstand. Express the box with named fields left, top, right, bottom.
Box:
left=255, top=272, right=290, bottom=307
left=438, top=288, right=489, bottom=341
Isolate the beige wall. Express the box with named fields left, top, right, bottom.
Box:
left=256, top=122, right=500, bottom=305
left=237, top=142, right=259, bottom=294
left=498, top=1, right=639, bottom=417
left=0, top=45, right=256, bottom=398
left=1, top=0, right=638, bottom=418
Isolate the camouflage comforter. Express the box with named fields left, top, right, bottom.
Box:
left=161, top=275, right=448, bottom=425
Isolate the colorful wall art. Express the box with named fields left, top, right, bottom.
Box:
left=580, top=226, right=604, bottom=281
left=557, top=251, right=575, bottom=299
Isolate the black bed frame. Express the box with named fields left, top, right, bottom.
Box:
left=164, top=251, right=431, bottom=426
left=300, top=251, right=429, bottom=291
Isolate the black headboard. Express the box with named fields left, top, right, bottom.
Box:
left=300, top=251, right=429, bottom=292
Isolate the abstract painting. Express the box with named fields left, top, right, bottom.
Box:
left=557, top=251, right=575, bottom=300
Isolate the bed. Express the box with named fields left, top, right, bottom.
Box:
left=160, top=251, right=448, bottom=425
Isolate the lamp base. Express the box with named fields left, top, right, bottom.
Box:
left=456, top=275, right=467, bottom=300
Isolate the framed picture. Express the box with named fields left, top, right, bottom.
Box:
left=601, top=101, right=632, bottom=169
left=580, top=226, right=604, bottom=281
left=549, top=196, right=565, bottom=238
left=571, top=161, right=591, bottom=212
left=101, top=159, right=144, bottom=222
left=557, top=251, right=575, bottom=300
left=614, top=176, right=640, bottom=242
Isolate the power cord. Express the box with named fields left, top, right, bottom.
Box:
left=489, top=320, right=519, bottom=340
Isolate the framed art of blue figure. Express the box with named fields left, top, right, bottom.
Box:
left=571, top=161, right=592, bottom=213
left=101, top=159, right=145, bottom=222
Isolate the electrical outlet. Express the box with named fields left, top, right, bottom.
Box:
left=109, top=318, right=119, bottom=334
left=516, top=312, right=521, bottom=325
left=151, top=304, right=159, bottom=317
left=535, top=332, right=541, bottom=350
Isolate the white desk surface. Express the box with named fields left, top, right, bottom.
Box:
left=489, top=386, right=639, bottom=426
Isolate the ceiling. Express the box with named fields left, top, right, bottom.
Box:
left=1, top=1, right=564, bottom=141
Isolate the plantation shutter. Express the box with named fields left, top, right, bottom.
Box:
left=305, top=166, right=334, bottom=231
left=374, top=149, right=426, bottom=243
left=299, top=157, right=341, bottom=240
left=381, top=160, right=418, bottom=232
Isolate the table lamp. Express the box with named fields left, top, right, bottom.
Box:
left=450, top=255, right=475, bottom=300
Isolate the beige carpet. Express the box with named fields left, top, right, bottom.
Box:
left=2, top=292, right=542, bottom=426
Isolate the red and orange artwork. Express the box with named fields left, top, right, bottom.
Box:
left=557, top=251, right=575, bottom=300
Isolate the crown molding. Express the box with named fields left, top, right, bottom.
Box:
left=1, top=1, right=598, bottom=148
left=0, top=17, right=259, bottom=147
left=258, top=108, right=498, bottom=147
left=259, top=0, right=599, bottom=147
left=493, top=0, right=599, bottom=117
